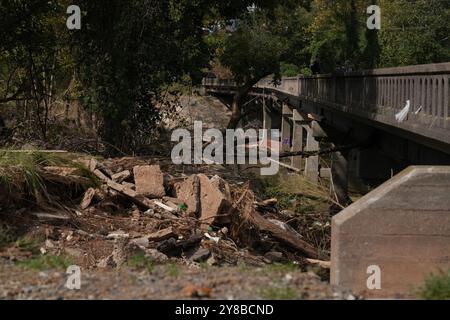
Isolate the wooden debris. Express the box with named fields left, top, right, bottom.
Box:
left=43, top=166, right=78, bottom=176
left=111, top=170, right=131, bottom=183
left=80, top=188, right=96, bottom=210
left=147, top=227, right=176, bottom=242
left=154, top=200, right=177, bottom=213
left=306, top=258, right=331, bottom=269
left=93, top=169, right=109, bottom=182
left=246, top=210, right=318, bottom=259
left=256, top=198, right=278, bottom=207
left=32, top=212, right=70, bottom=225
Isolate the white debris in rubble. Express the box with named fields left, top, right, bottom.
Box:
left=204, top=233, right=220, bottom=243
left=106, top=230, right=130, bottom=240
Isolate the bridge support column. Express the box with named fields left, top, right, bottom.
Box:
left=304, top=126, right=319, bottom=183
left=263, top=99, right=272, bottom=132
left=281, top=103, right=292, bottom=153
left=291, top=109, right=304, bottom=170
left=331, top=150, right=350, bottom=209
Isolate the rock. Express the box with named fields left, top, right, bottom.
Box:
left=264, top=251, right=286, bottom=263
left=131, top=237, right=149, bottom=248
left=45, top=239, right=55, bottom=248
left=80, top=188, right=96, bottom=210
left=190, top=247, right=211, bottom=262
left=133, top=165, right=166, bottom=198
left=112, top=170, right=131, bottom=183
left=111, top=238, right=144, bottom=268
left=173, top=175, right=200, bottom=215
left=206, top=255, right=217, bottom=266
left=198, top=174, right=231, bottom=230
left=145, top=248, right=169, bottom=263
left=147, top=227, right=176, bottom=242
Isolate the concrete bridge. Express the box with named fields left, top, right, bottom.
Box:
left=203, top=62, right=450, bottom=298
left=204, top=63, right=450, bottom=192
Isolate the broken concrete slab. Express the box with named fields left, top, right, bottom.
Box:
left=173, top=175, right=200, bottom=215
left=133, top=165, right=166, bottom=198
left=331, top=166, right=450, bottom=298
left=198, top=174, right=231, bottom=230
left=210, top=175, right=232, bottom=201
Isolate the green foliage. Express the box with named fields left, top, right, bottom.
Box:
left=220, top=10, right=287, bottom=86
left=378, top=0, right=450, bottom=67
left=15, top=237, right=41, bottom=255
left=127, top=252, right=155, bottom=273
left=280, top=63, right=301, bottom=77
left=166, top=263, right=180, bottom=277
left=417, top=270, right=450, bottom=300
left=18, top=255, right=73, bottom=271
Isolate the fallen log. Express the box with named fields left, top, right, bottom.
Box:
left=306, top=258, right=331, bottom=269
left=246, top=210, right=318, bottom=259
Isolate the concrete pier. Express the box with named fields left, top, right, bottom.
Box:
left=331, top=166, right=450, bottom=298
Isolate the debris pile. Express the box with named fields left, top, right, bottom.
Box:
left=1, top=153, right=328, bottom=270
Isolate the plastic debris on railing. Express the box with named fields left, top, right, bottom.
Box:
left=395, top=100, right=410, bottom=123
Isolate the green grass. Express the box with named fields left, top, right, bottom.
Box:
left=166, top=263, right=180, bottom=277
left=0, top=150, right=99, bottom=203
left=15, top=237, right=41, bottom=255
left=262, top=262, right=300, bottom=274
left=127, top=252, right=155, bottom=273
left=18, top=255, right=73, bottom=271
left=417, top=270, right=450, bottom=300
left=259, top=286, right=298, bottom=300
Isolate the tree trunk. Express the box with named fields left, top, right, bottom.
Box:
left=227, top=93, right=242, bottom=129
